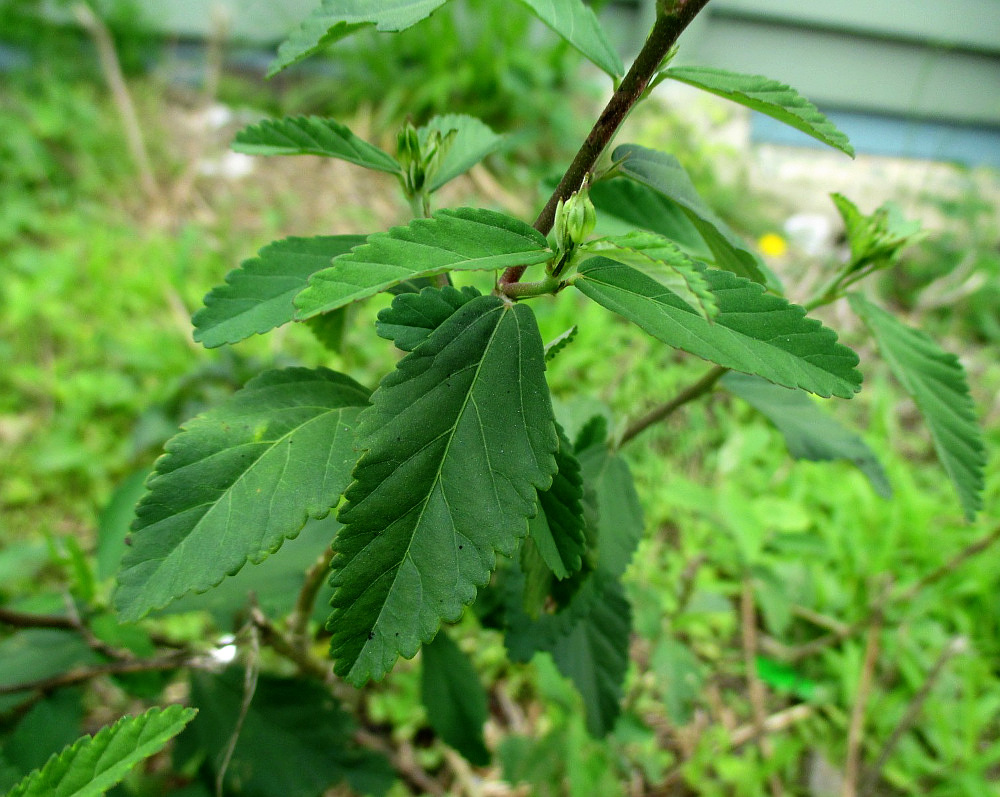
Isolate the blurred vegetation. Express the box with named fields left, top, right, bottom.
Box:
left=1, top=5, right=999, bottom=796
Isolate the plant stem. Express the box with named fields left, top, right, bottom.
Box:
left=288, top=546, right=336, bottom=655
left=842, top=611, right=883, bottom=797
left=499, top=0, right=712, bottom=288
left=617, top=364, right=726, bottom=447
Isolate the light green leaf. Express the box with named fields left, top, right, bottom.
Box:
left=376, top=285, right=482, bottom=352
left=294, top=208, right=551, bottom=319
left=832, top=193, right=924, bottom=275
left=329, top=294, right=558, bottom=684
left=613, top=144, right=774, bottom=287
left=529, top=425, right=586, bottom=580
left=7, top=705, right=196, bottom=797
left=722, top=372, right=891, bottom=498
left=421, top=630, right=491, bottom=765
left=515, top=0, right=623, bottom=78
left=664, top=66, right=854, bottom=157
left=268, top=0, right=452, bottom=77
left=114, top=368, right=370, bottom=622
left=193, top=235, right=365, bottom=348
left=231, top=116, right=401, bottom=173
left=544, top=325, right=578, bottom=361
left=419, top=115, right=505, bottom=191
left=849, top=293, right=986, bottom=519
left=574, top=259, right=862, bottom=399
left=582, top=232, right=718, bottom=320
left=506, top=570, right=631, bottom=736
left=180, top=669, right=393, bottom=797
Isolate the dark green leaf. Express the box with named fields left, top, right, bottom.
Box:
left=97, top=468, right=151, bottom=581
left=530, top=425, right=586, bottom=580
left=574, top=259, right=862, bottom=399
left=2, top=689, right=84, bottom=775
left=181, top=669, right=393, bottom=797
left=515, top=0, right=624, bottom=78
left=305, top=306, right=349, bottom=353
left=421, top=630, right=490, bottom=765
left=232, top=116, right=401, bottom=173
left=115, top=368, right=369, bottom=622
left=7, top=705, right=196, bottom=797
left=664, top=66, right=854, bottom=157
left=589, top=177, right=709, bottom=257
left=269, top=0, right=452, bottom=76
left=0, top=631, right=99, bottom=714
left=849, top=293, right=986, bottom=519
left=294, top=208, right=551, bottom=319
left=613, top=144, right=773, bottom=286
left=721, top=372, right=891, bottom=497
left=376, top=285, right=482, bottom=351
left=193, top=236, right=365, bottom=348
left=507, top=570, right=631, bottom=736
left=419, top=115, right=505, bottom=191
left=582, top=232, right=718, bottom=320
left=329, top=296, right=558, bottom=684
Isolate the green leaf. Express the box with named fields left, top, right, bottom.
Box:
left=419, top=115, right=505, bottom=191
left=507, top=570, right=631, bottom=736
left=329, top=295, right=558, bottom=684
left=231, top=116, right=401, bottom=173
left=848, top=293, right=986, bottom=519
left=582, top=232, right=718, bottom=320
left=589, top=178, right=709, bottom=257
left=3, top=690, right=84, bottom=777
left=421, top=630, right=491, bottom=765
left=294, top=208, right=551, bottom=319
left=651, top=639, right=704, bottom=725
left=376, top=285, right=482, bottom=351
left=305, top=306, right=350, bottom=352
left=114, top=368, right=370, bottom=621
left=0, top=631, right=100, bottom=715
left=515, top=0, right=624, bottom=78
left=96, top=468, right=151, bottom=581
left=832, top=193, right=924, bottom=275
left=7, top=705, right=196, bottom=797
left=544, top=325, right=578, bottom=362
left=664, top=66, right=854, bottom=157
left=530, top=425, right=586, bottom=580
left=268, top=0, right=452, bottom=77
left=613, top=144, right=773, bottom=286
left=721, top=372, right=891, bottom=498
left=574, top=259, right=862, bottom=399
left=576, top=440, right=644, bottom=579
left=180, top=669, right=393, bottom=797
left=193, top=236, right=366, bottom=348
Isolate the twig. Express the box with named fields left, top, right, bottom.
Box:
left=356, top=728, right=445, bottom=796
left=288, top=545, right=336, bottom=656
left=894, top=525, right=1000, bottom=605
left=740, top=577, right=785, bottom=797
left=499, top=0, right=712, bottom=287
left=249, top=606, right=330, bottom=684
left=0, top=607, right=76, bottom=631
left=216, top=622, right=260, bottom=797
left=73, top=2, right=161, bottom=203
left=841, top=610, right=883, bottom=797
left=0, top=651, right=196, bottom=696
left=618, top=365, right=727, bottom=448
left=729, top=703, right=815, bottom=748
left=669, top=553, right=707, bottom=620
left=860, top=637, right=968, bottom=794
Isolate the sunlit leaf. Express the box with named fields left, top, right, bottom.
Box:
left=295, top=208, right=551, bottom=319
left=115, top=368, right=369, bottom=621
left=193, top=236, right=365, bottom=348
left=329, top=294, right=558, bottom=684
left=420, top=115, right=505, bottom=191
left=664, top=66, right=854, bottom=156
left=849, top=293, right=985, bottom=519
left=574, top=258, right=861, bottom=399
left=515, top=0, right=624, bottom=78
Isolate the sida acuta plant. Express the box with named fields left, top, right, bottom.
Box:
left=104, top=0, right=986, bottom=783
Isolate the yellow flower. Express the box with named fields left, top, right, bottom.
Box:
left=758, top=232, right=788, bottom=258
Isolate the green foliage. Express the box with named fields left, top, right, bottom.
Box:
left=515, top=0, right=624, bottom=78
left=5, top=705, right=196, bottom=797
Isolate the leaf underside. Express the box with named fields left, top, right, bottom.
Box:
left=115, top=368, right=370, bottom=621
left=665, top=66, right=854, bottom=157
left=613, top=144, right=773, bottom=287
left=7, top=705, right=196, bottom=797
left=574, top=258, right=862, bottom=399
left=530, top=424, right=587, bottom=580
left=849, top=293, right=985, bottom=519
left=269, top=0, right=452, bottom=76
left=294, top=208, right=551, bottom=319
left=721, top=372, right=891, bottom=498
left=193, top=235, right=366, bottom=348
left=328, top=293, right=558, bottom=684
left=515, top=0, right=624, bottom=78
left=232, top=116, right=402, bottom=173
